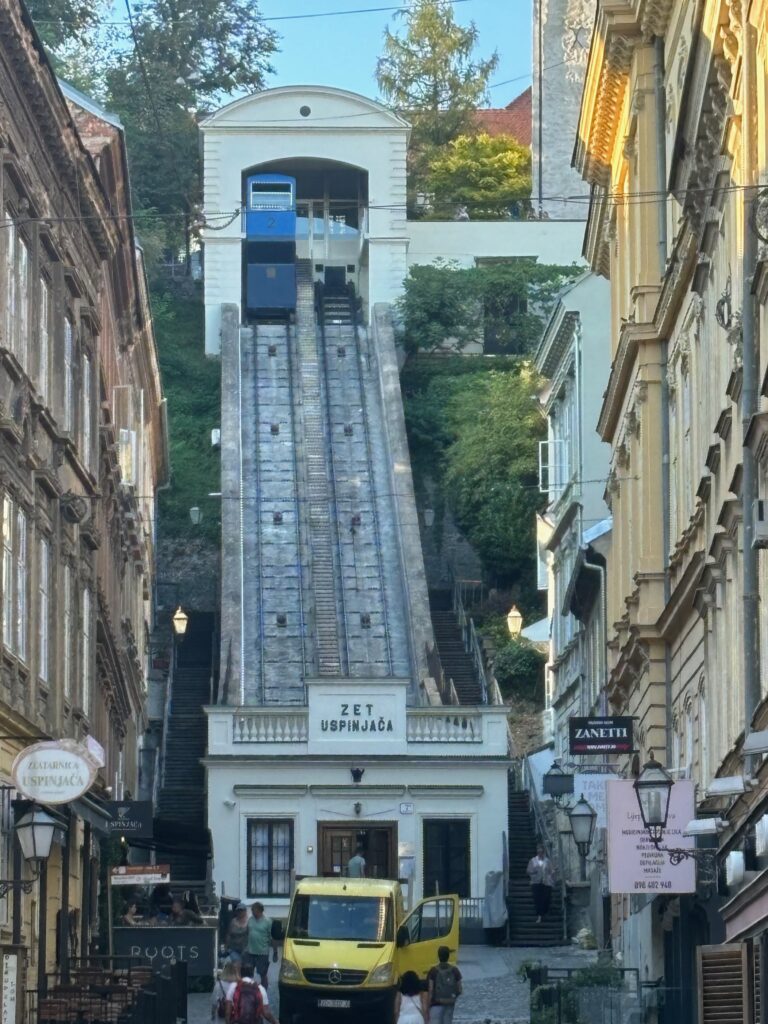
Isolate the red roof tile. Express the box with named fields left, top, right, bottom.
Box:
left=474, top=87, right=532, bottom=147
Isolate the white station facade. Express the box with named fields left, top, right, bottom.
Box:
left=201, top=85, right=515, bottom=919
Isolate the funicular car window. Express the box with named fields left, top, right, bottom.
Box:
left=287, top=895, right=393, bottom=942
left=406, top=898, right=455, bottom=944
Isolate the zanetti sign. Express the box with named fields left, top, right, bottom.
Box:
left=12, top=739, right=99, bottom=804
left=568, top=716, right=633, bottom=755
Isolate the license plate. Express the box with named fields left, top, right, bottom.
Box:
left=317, top=998, right=351, bottom=1009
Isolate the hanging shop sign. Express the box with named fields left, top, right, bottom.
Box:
left=110, top=865, right=171, bottom=887
left=606, top=780, right=695, bottom=895
left=12, top=739, right=99, bottom=805
left=105, top=801, right=154, bottom=839
left=569, top=716, right=634, bottom=755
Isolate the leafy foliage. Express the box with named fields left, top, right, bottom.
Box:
left=402, top=357, right=545, bottom=600
left=398, top=260, right=581, bottom=355
left=152, top=288, right=221, bottom=545
left=376, top=0, right=498, bottom=196
left=424, top=133, right=531, bottom=219
left=26, top=0, right=108, bottom=50
left=491, top=639, right=546, bottom=700
left=50, top=0, right=277, bottom=253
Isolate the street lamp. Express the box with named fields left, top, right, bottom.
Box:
left=543, top=761, right=575, bottom=807
left=0, top=807, right=58, bottom=897
left=507, top=605, right=523, bottom=637
left=172, top=606, right=189, bottom=637
left=189, top=507, right=203, bottom=526
left=633, top=752, right=673, bottom=845
left=568, top=796, right=597, bottom=859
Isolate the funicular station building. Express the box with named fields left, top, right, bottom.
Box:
left=200, top=86, right=512, bottom=919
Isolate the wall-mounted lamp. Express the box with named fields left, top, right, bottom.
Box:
left=423, top=508, right=435, bottom=527
left=189, top=507, right=203, bottom=526
left=172, top=606, right=189, bottom=637
left=351, top=767, right=365, bottom=784
left=354, top=802, right=362, bottom=816
left=306, top=845, right=314, bottom=854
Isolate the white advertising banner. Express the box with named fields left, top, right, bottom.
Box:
left=607, top=779, right=696, bottom=894
left=573, top=774, right=614, bottom=829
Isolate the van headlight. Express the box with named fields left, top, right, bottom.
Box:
left=369, top=962, right=394, bottom=985
left=279, top=958, right=301, bottom=982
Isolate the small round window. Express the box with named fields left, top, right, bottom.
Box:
left=299, top=105, right=311, bottom=118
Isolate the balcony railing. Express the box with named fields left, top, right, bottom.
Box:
left=229, top=708, right=484, bottom=744
left=406, top=710, right=482, bottom=743
left=233, top=712, right=309, bottom=744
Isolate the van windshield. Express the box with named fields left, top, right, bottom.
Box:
left=288, top=895, right=393, bottom=942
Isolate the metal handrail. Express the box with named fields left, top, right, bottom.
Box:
left=523, top=756, right=568, bottom=943
left=451, top=573, right=489, bottom=705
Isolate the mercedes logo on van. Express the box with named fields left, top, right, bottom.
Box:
left=328, top=969, right=342, bottom=985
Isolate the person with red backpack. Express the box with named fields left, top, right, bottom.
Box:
left=426, top=945, right=462, bottom=1023
left=225, top=963, right=279, bottom=1024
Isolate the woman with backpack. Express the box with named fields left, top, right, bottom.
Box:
left=211, top=962, right=239, bottom=1022
left=426, top=945, right=462, bottom=1023
left=225, top=963, right=279, bottom=1024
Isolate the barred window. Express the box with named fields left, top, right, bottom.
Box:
left=247, top=820, right=293, bottom=897
left=38, top=538, right=49, bottom=683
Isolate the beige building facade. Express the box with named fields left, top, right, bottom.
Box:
left=575, top=0, right=768, bottom=996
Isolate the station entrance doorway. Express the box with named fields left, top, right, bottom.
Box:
left=318, top=823, right=397, bottom=880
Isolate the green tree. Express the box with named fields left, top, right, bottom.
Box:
left=425, top=132, right=531, bottom=219
left=376, top=0, right=498, bottom=195
left=398, top=260, right=581, bottom=355
left=26, top=0, right=107, bottom=51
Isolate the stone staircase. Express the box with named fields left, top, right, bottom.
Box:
left=429, top=591, right=483, bottom=705
left=507, top=789, right=566, bottom=946
left=155, top=617, right=212, bottom=880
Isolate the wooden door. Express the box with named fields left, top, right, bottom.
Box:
left=318, top=824, right=397, bottom=879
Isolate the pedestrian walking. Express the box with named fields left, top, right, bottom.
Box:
left=225, top=903, right=250, bottom=962
left=211, top=962, right=239, bottom=1021
left=526, top=843, right=555, bottom=923
left=396, top=970, right=427, bottom=1023
left=347, top=844, right=366, bottom=878
left=224, top=963, right=278, bottom=1024
left=244, top=902, right=278, bottom=989
left=426, top=945, right=462, bottom=1023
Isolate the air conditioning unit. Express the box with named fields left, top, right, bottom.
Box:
left=754, top=499, right=768, bottom=549
left=211, top=428, right=221, bottom=448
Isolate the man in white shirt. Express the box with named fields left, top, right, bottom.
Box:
left=224, top=963, right=279, bottom=1024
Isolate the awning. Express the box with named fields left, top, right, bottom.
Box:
left=69, top=792, right=113, bottom=835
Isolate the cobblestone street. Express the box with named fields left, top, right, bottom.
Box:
left=187, top=945, right=598, bottom=1024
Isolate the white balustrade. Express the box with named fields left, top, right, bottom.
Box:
left=406, top=711, right=482, bottom=743
left=233, top=712, right=309, bottom=744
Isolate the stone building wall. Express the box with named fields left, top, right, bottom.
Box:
left=531, top=0, right=594, bottom=220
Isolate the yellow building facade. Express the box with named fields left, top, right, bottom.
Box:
left=576, top=0, right=768, bottom=986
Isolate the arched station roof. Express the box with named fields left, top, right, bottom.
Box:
left=201, top=85, right=409, bottom=131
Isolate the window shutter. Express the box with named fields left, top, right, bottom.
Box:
left=697, top=943, right=749, bottom=1024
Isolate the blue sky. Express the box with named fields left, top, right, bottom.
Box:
left=257, top=0, right=533, bottom=107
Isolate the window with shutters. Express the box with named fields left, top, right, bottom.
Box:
left=39, top=277, right=50, bottom=403
left=4, top=213, right=15, bottom=352
left=247, top=819, right=294, bottom=897
left=38, top=538, right=49, bottom=683
left=63, top=564, right=72, bottom=701
left=17, top=238, right=28, bottom=370
left=697, top=943, right=748, bottom=1024
left=15, top=509, right=27, bottom=663
left=1, top=498, right=12, bottom=651
left=82, top=587, right=92, bottom=715
left=63, top=317, right=74, bottom=432
left=82, top=353, right=92, bottom=470
left=423, top=819, right=470, bottom=898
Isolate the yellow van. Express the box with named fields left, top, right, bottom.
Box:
left=278, top=877, right=459, bottom=1023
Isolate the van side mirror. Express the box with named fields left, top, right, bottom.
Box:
left=396, top=925, right=409, bottom=948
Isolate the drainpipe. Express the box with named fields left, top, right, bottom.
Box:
left=654, top=36, right=674, bottom=767
left=741, top=10, right=761, bottom=746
